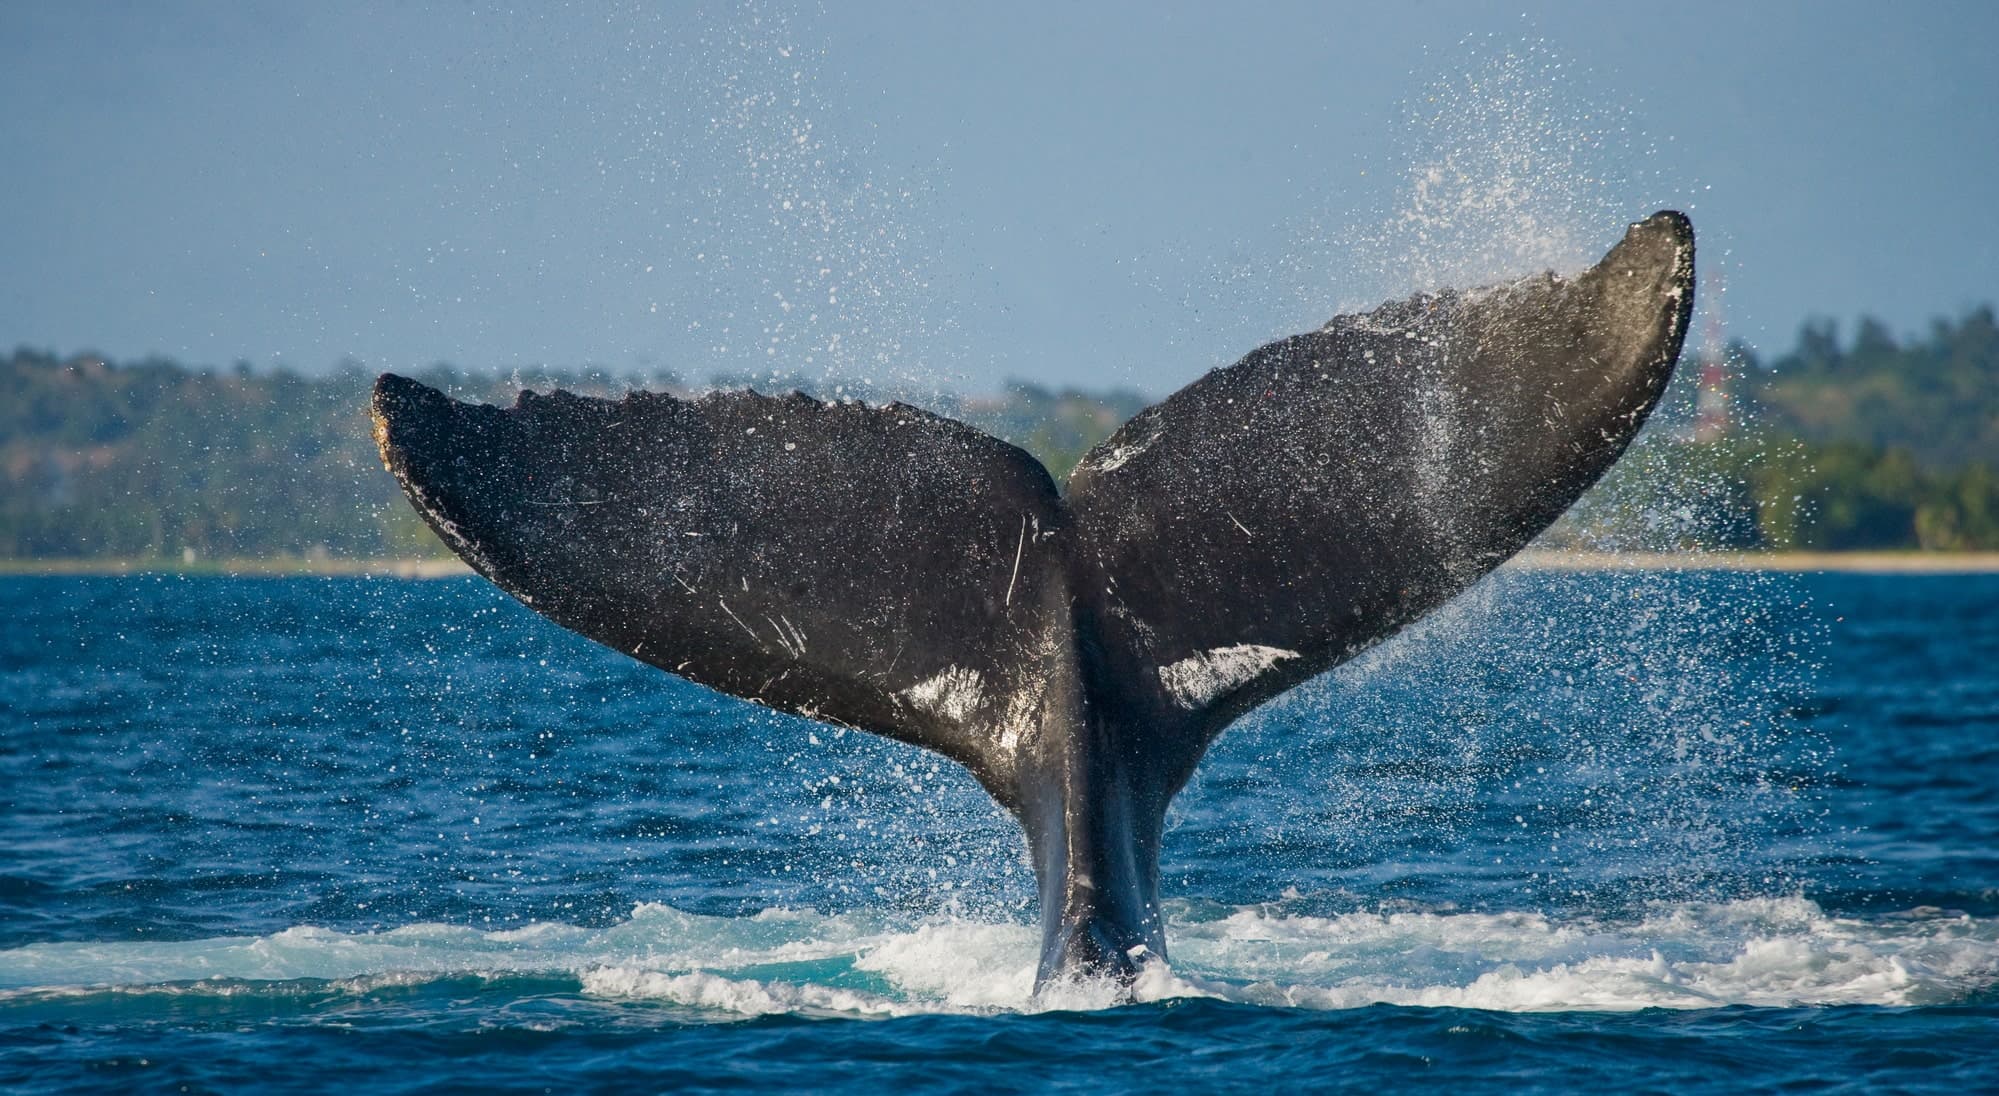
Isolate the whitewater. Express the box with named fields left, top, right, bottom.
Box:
left=4, top=896, right=1994, bottom=1021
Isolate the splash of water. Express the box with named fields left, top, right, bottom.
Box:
left=1340, top=39, right=1645, bottom=306
left=614, top=4, right=951, bottom=400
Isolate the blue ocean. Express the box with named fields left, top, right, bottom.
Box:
left=1, top=568, right=1994, bottom=1092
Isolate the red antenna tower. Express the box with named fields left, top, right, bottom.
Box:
left=1692, top=269, right=1729, bottom=444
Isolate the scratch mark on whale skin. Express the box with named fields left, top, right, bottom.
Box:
left=1005, top=516, right=1027, bottom=608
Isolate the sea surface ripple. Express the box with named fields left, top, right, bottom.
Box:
left=1, top=571, right=1995, bottom=1092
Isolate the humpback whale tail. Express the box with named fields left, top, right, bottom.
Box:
left=372, top=212, right=1694, bottom=990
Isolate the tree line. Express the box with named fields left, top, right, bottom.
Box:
left=1, top=306, right=1994, bottom=560
left=1557, top=306, right=1999, bottom=550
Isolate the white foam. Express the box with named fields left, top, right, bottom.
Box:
left=850, top=919, right=1037, bottom=1009
left=2, top=898, right=1992, bottom=1018
left=580, top=968, right=907, bottom=1018
left=1166, top=896, right=1999, bottom=1011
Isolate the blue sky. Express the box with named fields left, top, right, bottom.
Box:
left=3, top=1, right=1994, bottom=393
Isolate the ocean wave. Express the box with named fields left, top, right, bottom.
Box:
left=1, top=897, right=1992, bottom=1019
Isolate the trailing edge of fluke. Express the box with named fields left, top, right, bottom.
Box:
left=372, top=211, right=1695, bottom=993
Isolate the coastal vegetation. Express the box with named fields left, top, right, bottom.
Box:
left=1559, top=306, right=1999, bottom=551
left=2, top=306, right=1994, bottom=560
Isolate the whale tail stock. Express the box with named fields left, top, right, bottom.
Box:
left=371, top=212, right=1694, bottom=990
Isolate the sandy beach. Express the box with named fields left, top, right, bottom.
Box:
left=1510, top=549, right=1999, bottom=574
left=5, top=551, right=1999, bottom=577
left=0, top=557, right=474, bottom=578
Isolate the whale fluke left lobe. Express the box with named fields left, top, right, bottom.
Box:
left=371, top=376, right=1071, bottom=805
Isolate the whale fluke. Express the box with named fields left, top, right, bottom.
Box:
left=372, top=211, right=1694, bottom=991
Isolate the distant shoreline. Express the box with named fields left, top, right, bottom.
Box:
left=0, top=557, right=472, bottom=578
left=5, top=551, right=1999, bottom=577
left=1510, top=550, right=1999, bottom=574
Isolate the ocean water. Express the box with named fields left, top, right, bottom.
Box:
left=0, top=569, right=1994, bottom=1092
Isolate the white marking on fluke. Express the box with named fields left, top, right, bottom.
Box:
left=900, top=666, right=986, bottom=723
left=1157, top=644, right=1301, bottom=709
left=995, top=674, right=1044, bottom=753
left=1083, top=417, right=1164, bottom=473
left=1087, top=439, right=1151, bottom=473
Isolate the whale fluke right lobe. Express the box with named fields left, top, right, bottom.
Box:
left=1065, top=210, right=1695, bottom=794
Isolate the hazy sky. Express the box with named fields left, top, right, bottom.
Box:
left=4, top=1, right=1995, bottom=393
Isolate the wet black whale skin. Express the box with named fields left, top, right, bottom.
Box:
left=372, top=211, right=1694, bottom=990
